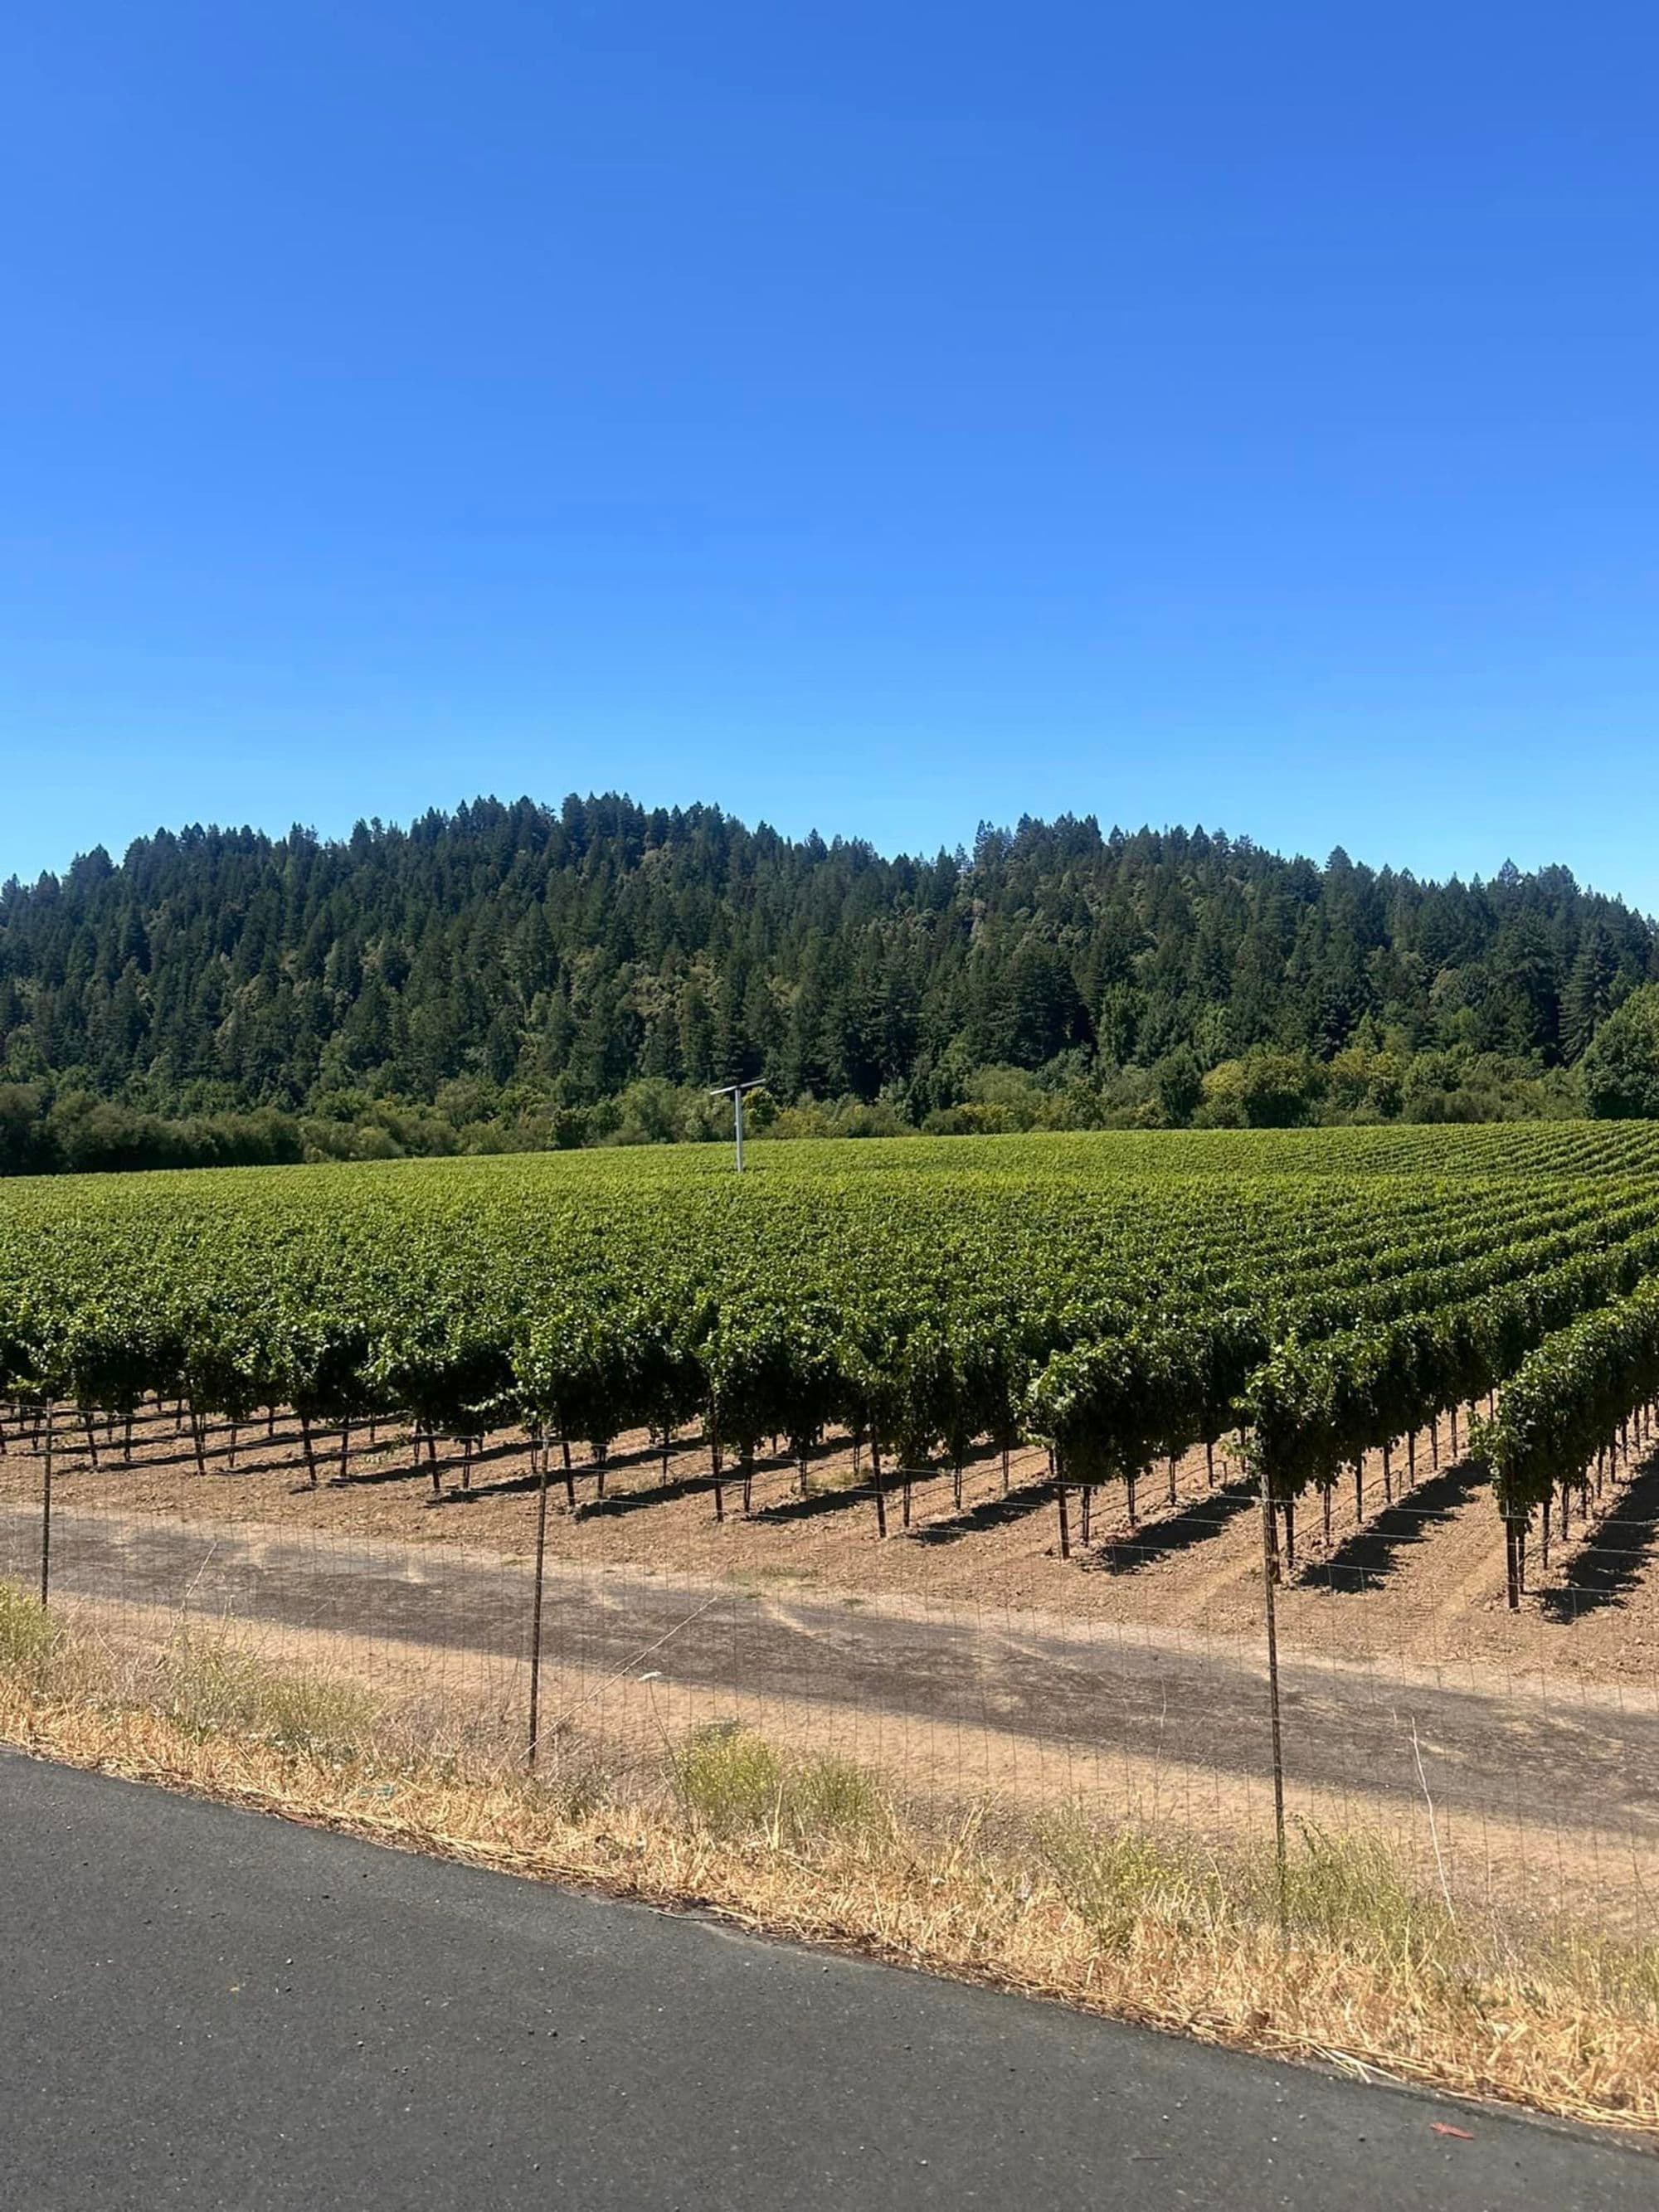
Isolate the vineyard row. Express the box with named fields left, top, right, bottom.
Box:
left=6, top=1150, right=1659, bottom=1592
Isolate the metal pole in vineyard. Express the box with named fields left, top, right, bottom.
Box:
left=527, top=1438, right=551, bottom=1769
left=1257, top=1457, right=1287, bottom=1928
left=708, top=1079, right=764, bottom=1172
left=40, top=1401, right=54, bottom=1612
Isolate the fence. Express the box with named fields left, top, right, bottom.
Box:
left=2, top=1389, right=1657, bottom=1938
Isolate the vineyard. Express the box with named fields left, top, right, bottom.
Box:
left=3, top=1123, right=1659, bottom=1626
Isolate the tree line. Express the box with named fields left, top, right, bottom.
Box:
left=2, top=794, right=1657, bottom=1171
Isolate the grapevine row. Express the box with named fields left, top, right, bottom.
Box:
left=0, top=1134, right=1657, bottom=1579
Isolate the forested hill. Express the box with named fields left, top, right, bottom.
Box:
left=1, top=794, right=1657, bottom=1167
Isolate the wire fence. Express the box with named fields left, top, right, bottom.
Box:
left=2, top=1392, right=1657, bottom=1937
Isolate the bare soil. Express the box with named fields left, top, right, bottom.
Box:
left=3, top=1395, right=1658, bottom=1702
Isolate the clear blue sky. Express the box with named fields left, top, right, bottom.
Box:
left=4, top=2, right=1657, bottom=907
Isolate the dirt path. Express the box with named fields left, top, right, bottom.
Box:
left=8, top=1500, right=1658, bottom=1864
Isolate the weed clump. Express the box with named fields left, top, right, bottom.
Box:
left=671, top=1724, right=890, bottom=1847
left=0, top=1582, right=61, bottom=1687
left=1272, top=1821, right=1454, bottom=1962
left=788, top=1754, right=888, bottom=1842
left=160, top=1635, right=378, bottom=1762
left=1040, top=1807, right=1458, bottom=1969
left=672, top=1723, right=785, bottom=1834
left=1039, top=1812, right=1219, bottom=1951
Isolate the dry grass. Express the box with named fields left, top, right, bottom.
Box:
left=2, top=1582, right=1657, bottom=2139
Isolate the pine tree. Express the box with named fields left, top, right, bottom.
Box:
left=1561, top=925, right=1619, bottom=1062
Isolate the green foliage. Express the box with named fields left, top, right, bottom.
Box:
left=5, top=1125, right=1659, bottom=1560
left=1471, top=1281, right=1659, bottom=1519
left=704, top=1300, right=820, bottom=1469
left=1248, top=1053, right=1317, bottom=1127
left=0, top=1085, right=304, bottom=1177
left=1152, top=1047, right=1204, bottom=1128
left=671, top=1724, right=785, bottom=1832
left=1, top=799, right=1652, bottom=1174
left=1583, top=984, right=1659, bottom=1121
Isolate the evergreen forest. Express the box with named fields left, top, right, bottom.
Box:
left=2, top=793, right=1657, bottom=1172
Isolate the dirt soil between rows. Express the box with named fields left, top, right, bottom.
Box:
left=3, top=1398, right=1659, bottom=1701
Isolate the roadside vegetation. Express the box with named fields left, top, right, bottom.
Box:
left=1, top=1588, right=1656, bottom=2136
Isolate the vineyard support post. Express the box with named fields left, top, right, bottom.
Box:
left=527, top=1438, right=551, bottom=1768
left=1257, top=1459, right=1287, bottom=1929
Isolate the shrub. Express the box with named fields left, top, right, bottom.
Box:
left=672, top=1723, right=783, bottom=1832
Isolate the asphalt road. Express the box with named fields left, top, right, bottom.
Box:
left=7, top=1501, right=1659, bottom=1846
left=2, top=1752, right=1651, bottom=2210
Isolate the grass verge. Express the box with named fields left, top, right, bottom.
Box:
left=0, top=1586, right=1656, bottom=2137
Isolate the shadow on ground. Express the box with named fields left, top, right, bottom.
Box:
left=1540, top=1452, right=1659, bottom=1623
left=911, top=1479, right=1057, bottom=1546
left=1083, top=1475, right=1258, bottom=1576
left=1297, top=1457, right=1488, bottom=1596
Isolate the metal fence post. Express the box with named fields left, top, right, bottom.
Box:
left=1258, top=1460, right=1287, bottom=1928
left=527, top=1437, right=550, bottom=1768
left=39, top=1400, right=53, bottom=1612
